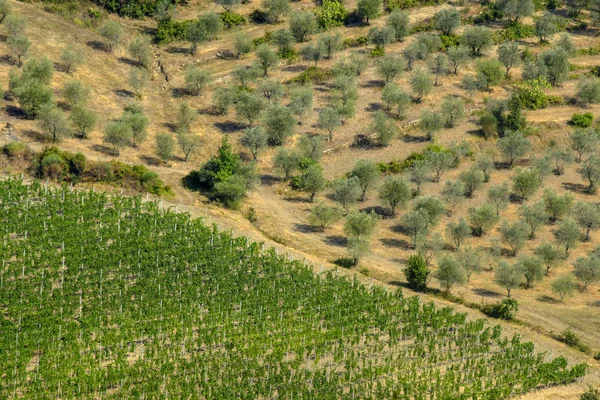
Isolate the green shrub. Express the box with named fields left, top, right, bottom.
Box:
left=572, top=112, right=594, bottom=128
left=288, top=66, right=332, bottom=84
left=220, top=11, right=246, bottom=28
left=404, top=254, right=430, bottom=291
left=154, top=19, right=190, bottom=44
left=3, top=142, right=30, bottom=159
left=252, top=31, right=272, bottom=47
left=581, top=388, right=600, bottom=400
left=515, top=78, right=550, bottom=110
left=342, top=36, right=368, bottom=48
left=333, top=257, right=355, bottom=268
left=249, top=9, right=269, bottom=24
left=494, top=22, right=535, bottom=42
left=546, top=95, right=564, bottom=105
left=369, top=47, right=385, bottom=57
left=315, top=0, right=347, bottom=30
left=409, top=20, right=434, bottom=34
left=482, top=298, right=519, bottom=320
left=387, top=0, right=445, bottom=11
left=440, top=34, right=460, bottom=50
left=278, top=47, right=298, bottom=63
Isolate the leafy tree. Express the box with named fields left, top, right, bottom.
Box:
left=434, top=8, right=461, bottom=36
left=554, top=219, right=581, bottom=256
left=262, top=104, right=295, bottom=145
left=128, top=35, right=151, bottom=69
left=441, top=180, right=465, bottom=212
left=308, top=203, right=343, bottom=231
left=446, top=218, right=472, bottom=250
left=574, top=254, right=600, bottom=292
left=350, top=159, right=380, bottom=201
left=176, top=102, right=197, bottom=134
left=414, top=196, right=445, bottom=228
left=543, top=189, right=573, bottom=223
left=377, top=54, right=404, bottom=83
left=404, top=254, right=430, bottom=291
left=198, top=12, right=222, bottom=41
left=331, top=75, right=358, bottom=120
left=476, top=152, right=495, bottom=183
left=517, top=255, right=544, bottom=289
left=386, top=10, right=409, bottom=42
left=7, top=35, right=30, bottom=67
left=0, top=0, right=11, bottom=23
left=331, top=177, right=362, bottom=212
left=439, top=96, right=464, bottom=128
left=540, top=48, right=570, bottom=87
left=368, top=26, right=394, bottom=51
left=534, top=243, right=562, bottom=275
left=70, top=106, right=97, bottom=139
left=177, top=130, right=201, bottom=162
left=417, top=232, right=445, bottom=266
left=121, top=106, right=149, bottom=147
left=469, top=204, right=499, bottom=236
left=462, top=26, right=493, bottom=56
left=99, top=21, right=123, bottom=52
left=234, top=32, right=253, bottom=58
left=497, top=41, right=521, bottom=78
left=419, top=109, right=443, bottom=141
left=484, top=184, right=509, bottom=217
left=155, top=133, right=175, bottom=162
left=61, top=80, right=90, bottom=111
left=357, top=0, right=381, bottom=23
left=475, top=58, right=504, bottom=91
left=576, top=76, right=600, bottom=107
left=429, top=54, right=449, bottom=87
left=235, top=92, right=266, bottom=127
left=5, top=14, right=26, bottom=37
left=288, top=87, right=313, bottom=125
left=498, top=131, right=529, bottom=168
left=547, top=147, right=574, bottom=176
left=425, top=151, right=453, bottom=182
left=500, top=221, right=529, bottom=256
left=556, top=33, right=576, bottom=55
left=409, top=159, right=431, bottom=195
left=37, top=105, right=70, bottom=143
left=458, top=167, right=484, bottom=198
left=263, top=0, right=290, bottom=23
left=520, top=202, right=548, bottom=239
left=535, top=13, right=559, bottom=42
left=60, top=47, right=84, bottom=74
left=378, top=175, right=411, bottom=216
left=300, top=42, right=326, bottom=67
left=298, top=164, right=326, bottom=202
left=103, top=121, right=132, bottom=156
left=462, top=74, right=478, bottom=101
left=344, top=210, right=379, bottom=264
left=574, top=201, right=600, bottom=242
left=289, top=12, right=317, bottom=42
left=257, top=79, right=284, bottom=103
left=570, top=128, right=598, bottom=162
left=18, top=56, right=53, bottom=84
left=411, top=68, right=433, bottom=102
left=255, top=45, right=277, bottom=77
left=381, top=83, right=410, bottom=118
left=447, top=46, right=470, bottom=76
left=241, top=127, right=268, bottom=160
left=315, top=107, right=341, bottom=142
left=512, top=168, right=540, bottom=201
left=495, top=261, right=523, bottom=297
left=231, top=65, right=260, bottom=89
left=402, top=211, right=429, bottom=248
left=552, top=274, right=577, bottom=302
left=371, top=111, right=397, bottom=147
left=497, top=0, right=534, bottom=22
left=435, top=255, right=467, bottom=294
left=457, top=246, right=483, bottom=282
left=273, top=148, right=300, bottom=180
left=580, top=156, right=600, bottom=194
left=129, top=68, right=149, bottom=98
left=272, top=29, right=295, bottom=55
left=184, top=66, right=211, bottom=95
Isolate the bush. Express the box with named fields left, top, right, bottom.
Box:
left=32, top=147, right=86, bottom=182
left=572, top=112, right=594, bottom=128
left=494, top=21, right=535, bottom=42
left=3, top=142, right=31, bottom=160
left=404, top=254, right=430, bottom=291
left=581, top=388, right=600, bottom=400
left=515, top=78, right=550, bottom=110
left=288, top=66, right=332, bottom=84
left=559, top=328, right=589, bottom=352
left=315, top=0, right=347, bottom=30
left=220, top=11, right=246, bottom=28
left=249, top=9, right=269, bottom=23
left=342, top=36, right=368, bottom=48
left=482, top=298, right=519, bottom=320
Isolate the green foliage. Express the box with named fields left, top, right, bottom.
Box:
left=262, top=104, right=295, bottom=145
left=220, top=11, right=246, bottom=28
left=462, top=26, right=493, bottom=56
left=404, top=254, right=430, bottom=291
left=411, top=68, right=433, bottom=102
left=386, top=9, right=409, bottom=42
left=308, top=202, right=343, bottom=231
left=342, top=36, right=368, bottom=48
left=357, top=0, right=381, bottom=23
left=482, top=298, right=519, bottom=320
left=495, top=22, right=535, bottom=42
left=571, top=112, right=594, bottom=128
left=576, top=76, right=600, bottom=107
left=60, top=47, right=84, bottom=74
left=155, top=133, right=176, bottom=162
left=99, top=20, right=123, bottom=51
left=154, top=19, right=189, bottom=44
left=262, top=0, right=290, bottom=23
left=289, top=11, right=317, bottom=43
left=435, top=255, right=467, bottom=293
left=469, top=204, right=499, bottom=237
left=434, top=7, right=460, bottom=36
left=515, top=78, right=550, bottom=110
left=315, top=0, right=347, bottom=30
left=552, top=274, right=577, bottom=302
left=475, top=58, right=504, bottom=91
left=580, top=388, right=600, bottom=400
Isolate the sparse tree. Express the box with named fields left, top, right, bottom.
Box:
left=128, top=35, right=151, bottom=69
left=535, top=13, right=559, bottom=42
left=520, top=202, right=549, bottom=239
left=288, top=86, right=313, bottom=125
left=7, top=35, right=30, bottom=67
left=580, top=156, right=600, bottom=194
left=235, top=92, right=266, bottom=127
left=262, top=104, right=295, bottom=145
left=272, top=29, right=295, bottom=55
left=60, top=47, right=84, bottom=74
left=129, top=68, right=149, bottom=98
left=497, top=41, right=521, bottom=78
left=459, top=167, right=485, bottom=198
left=411, top=68, right=433, bottom=102
left=458, top=247, right=483, bottom=282
left=547, top=147, right=574, bottom=176
left=552, top=274, right=577, bottom=302
left=62, top=80, right=90, bottom=110
left=517, top=255, right=544, bottom=289
left=241, top=127, right=268, bottom=160
left=512, top=168, right=540, bottom=201
left=377, top=54, right=405, bottom=83
left=573, top=255, right=600, bottom=292
left=368, top=26, right=395, bottom=51
left=103, top=121, right=132, bottom=156
left=37, top=105, right=70, bottom=143
left=475, top=58, right=504, bottom=91
left=476, top=152, right=495, bottom=182
left=318, top=108, right=341, bottom=142
left=357, top=0, right=381, bottom=23
left=331, top=177, right=362, bottom=212
left=386, top=10, right=409, bottom=42
left=289, top=12, right=317, bottom=43
left=554, top=219, right=581, bottom=256
left=446, top=218, right=472, bottom=250
left=99, top=21, right=123, bottom=52
left=409, top=159, right=431, bottom=195
left=543, top=189, right=573, bottom=223
left=297, top=134, right=325, bottom=162
left=121, top=106, right=148, bottom=147
left=344, top=210, right=379, bottom=264
left=5, top=14, right=26, bottom=38
left=299, top=164, right=326, bottom=202
left=350, top=159, right=380, bottom=201
left=234, top=33, right=253, bottom=58
left=379, top=175, right=411, bottom=216
left=535, top=243, right=562, bottom=275
left=447, top=46, right=470, bottom=75
left=469, top=203, right=499, bottom=236
left=486, top=184, right=509, bottom=216
left=177, top=130, right=201, bottom=162
left=155, top=133, right=175, bottom=162
left=417, top=232, right=445, bottom=266
left=496, top=0, right=534, bottom=22
left=498, top=131, right=530, bottom=168
left=0, top=0, right=12, bottom=23
left=419, top=109, right=443, bottom=141
left=462, top=74, right=478, bottom=100
left=176, top=102, right=197, bottom=133
left=440, top=96, right=464, bottom=128
left=574, top=201, right=600, bottom=242
left=215, top=0, right=240, bottom=11
left=570, top=128, right=598, bottom=163
left=381, top=83, right=410, bottom=118
left=435, top=255, right=467, bottom=294
left=70, top=106, right=97, bottom=139
left=185, top=66, right=211, bottom=96
left=273, top=148, right=300, bottom=180
left=576, top=76, right=600, bottom=107
left=301, top=42, right=326, bottom=68
left=500, top=221, right=529, bottom=256
left=255, top=45, right=277, bottom=77
left=429, top=54, right=449, bottom=87
left=263, top=0, right=290, bottom=23
left=495, top=261, right=522, bottom=297
left=434, top=8, right=461, bottom=36
left=425, top=151, right=454, bottom=182
left=540, top=48, right=569, bottom=87
left=441, top=180, right=465, bottom=212
left=212, top=87, right=235, bottom=115
left=414, top=196, right=446, bottom=228
left=462, top=26, right=493, bottom=56
left=372, top=110, right=397, bottom=147
left=308, top=203, right=343, bottom=232
left=257, top=79, right=284, bottom=103
left=231, top=65, right=260, bottom=90
left=556, top=33, right=576, bottom=55
left=402, top=211, right=429, bottom=248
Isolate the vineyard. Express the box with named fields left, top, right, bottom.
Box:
left=0, top=179, right=587, bottom=399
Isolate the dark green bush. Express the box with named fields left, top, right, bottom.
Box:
left=572, top=112, right=594, bottom=128
left=440, top=34, right=460, bottom=50
left=404, top=254, right=430, bottom=291
left=333, top=257, right=355, bottom=268
left=288, top=67, right=332, bottom=84
left=342, top=36, right=368, bottom=48
left=252, top=31, right=272, bottom=47
left=93, top=0, right=186, bottom=19
left=581, top=388, right=600, bottom=400
left=32, top=147, right=86, bottom=182
left=494, top=22, right=535, bottom=43
left=315, top=0, right=348, bottom=30
left=250, top=9, right=269, bottom=24
left=3, top=142, right=32, bottom=160
left=154, top=19, right=190, bottom=44
left=220, top=11, right=246, bottom=29
left=387, top=0, right=444, bottom=11
left=482, top=298, right=519, bottom=320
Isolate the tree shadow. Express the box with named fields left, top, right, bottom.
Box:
left=86, top=40, right=108, bottom=52
left=0, top=34, right=7, bottom=42
left=359, top=205, right=387, bottom=217
left=561, top=182, right=588, bottom=194
left=324, top=235, right=347, bottom=247
left=362, top=79, right=385, bottom=88
left=171, top=88, right=187, bottom=98
left=402, top=134, right=429, bottom=143
left=56, top=101, right=71, bottom=112
left=587, top=300, right=600, bottom=307
left=118, top=57, right=139, bottom=67
left=163, top=122, right=177, bottom=133
left=167, top=46, right=191, bottom=54
left=294, top=223, right=321, bottom=233
left=283, top=195, right=311, bottom=203
left=53, top=62, right=68, bottom=73
left=22, top=130, right=48, bottom=143
left=379, top=237, right=411, bottom=249
left=260, top=174, right=280, bottom=186
left=139, top=155, right=162, bottom=166
left=4, top=105, right=26, bottom=119
left=90, top=144, right=115, bottom=156
left=114, top=89, right=135, bottom=98
left=366, top=102, right=383, bottom=112
left=537, top=295, right=559, bottom=304
left=282, top=65, right=306, bottom=72
left=0, top=54, right=16, bottom=66
left=472, top=288, right=503, bottom=298
left=214, top=121, right=246, bottom=133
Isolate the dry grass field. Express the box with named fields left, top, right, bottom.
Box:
left=2, top=0, right=600, bottom=397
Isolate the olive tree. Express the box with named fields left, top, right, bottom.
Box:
left=99, top=21, right=123, bottom=52
left=308, top=203, right=343, bottom=232
left=350, top=159, right=380, bottom=201
left=103, top=121, right=132, bottom=156
left=63, top=80, right=90, bottom=110
left=419, top=109, right=443, bottom=141
left=298, top=164, right=326, bottom=202
left=570, top=128, right=598, bottom=162
left=410, top=68, right=433, bottom=102
left=425, top=151, right=454, bottom=182
left=475, top=58, right=504, bottom=91
left=497, top=41, right=521, bottom=78
left=155, top=133, right=176, bottom=162
left=500, top=221, right=529, bottom=256
left=377, top=54, right=405, bottom=83
left=60, top=47, right=84, bottom=74
left=574, top=201, right=600, bottom=242
left=8, top=35, right=30, bottom=67
left=357, top=0, right=381, bottom=23
left=487, top=184, right=510, bottom=216
left=435, top=255, right=467, bottom=294
left=534, top=243, right=562, bottom=275
left=289, top=87, right=313, bottom=125
left=372, top=111, right=397, bottom=147
left=446, top=218, right=472, bottom=250
left=462, top=26, right=493, bottom=56
left=289, top=12, right=317, bottom=42
left=434, top=8, right=461, bottom=36
left=580, top=156, right=600, bottom=194
left=368, top=26, right=394, bottom=51
left=512, top=168, right=540, bottom=201
left=273, top=148, right=300, bottom=180
left=535, top=13, right=559, bottom=42
left=262, top=104, right=295, bottom=145
left=495, top=261, right=522, bottom=297
left=573, top=255, right=600, bottom=292
left=386, top=10, right=409, bottom=42
left=554, top=219, right=581, bottom=256
left=496, top=0, right=534, bottom=22
left=469, top=203, right=499, bottom=236
left=402, top=211, right=429, bottom=248
left=447, top=46, right=470, bottom=75
left=241, top=127, right=268, bottom=160
left=344, top=210, right=379, bottom=265
left=498, top=131, right=530, bottom=168
left=331, top=177, right=362, bottom=212
left=543, top=189, right=573, bottom=223
left=520, top=202, right=548, bottom=239
left=381, top=83, right=410, bottom=118
left=70, top=106, right=97, bottom=139
left=128, top=35, right=151, bottom=69
left=378, top=175, right=411, bottom=216
left=37, top=105, right=71, bottom=143
left=235, top=92, right=266, bottom=127
left=263, top=0, right=290, bottom=23
left=517, top=255, right=544, bottom=289
left=185, top=66, right=211, bottom=96
left=576, top=76, right=600, bottom=107
left=440, top=96, right=464, bottom=128
left=177, top=130, right=201, bottom=162
left=255, top=45, right=277, bottom=77
left=552, top=274, right=577, bottom=302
